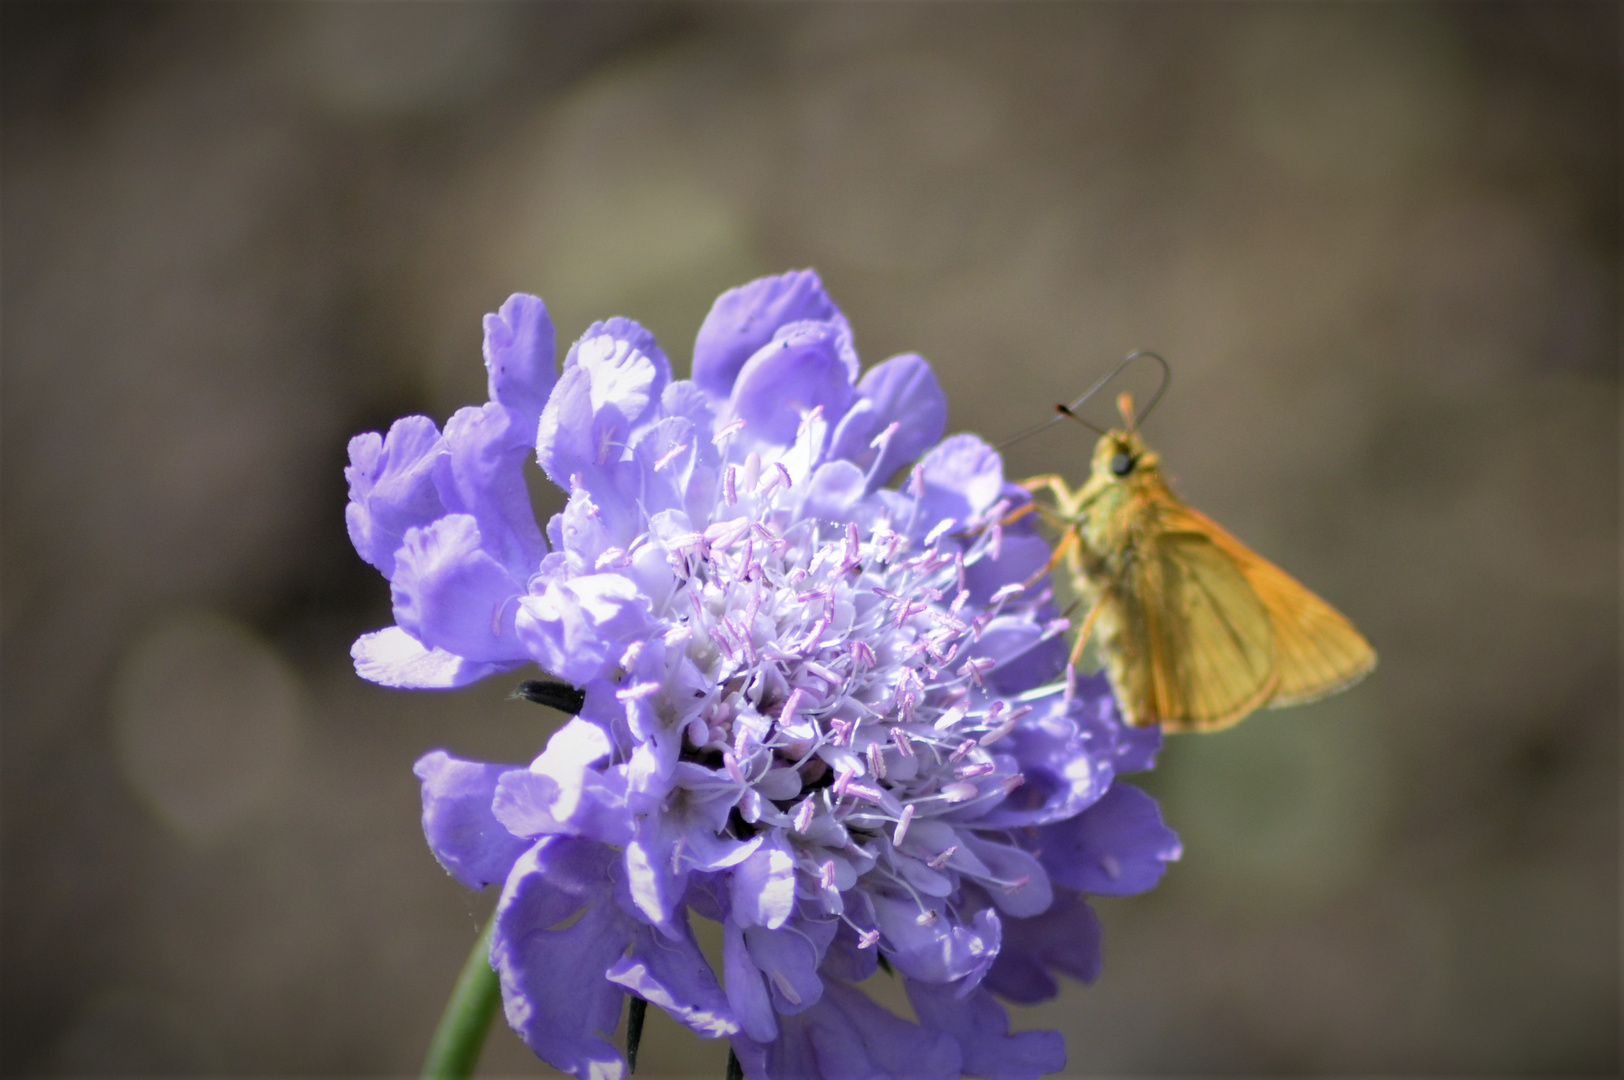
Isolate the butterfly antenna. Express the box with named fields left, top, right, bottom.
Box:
left=996, top=348, right=1171, bottom=448
left=1122, top=350, right=1170, bottom=432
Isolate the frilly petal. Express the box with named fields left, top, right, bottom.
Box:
left=1038, top=781, right=1181, bottom=895
left=412, top=751, right=530, bottom=889
left=492, top=839, right=635, bottom=1080
left=693, top=269, right=849, bottom=399
left=390, top=515, right=529, bottom=663
left=914, top=434, right=1004, bottom=534
left=350, top=626, right=517, bottom=689
left=607, top=916, right=739, bottom=1039
left=905, top=982, right=1064, bottom=1080
left=728, top=322, right=856, bottom=449
left=437, top=402, right=546, bottom=573
left=983, top=890, right=1103, bottom=1003
left=483, top=293, right=557, bottom=427
left=345, top=416, right=445, bottom=577
left=731, top=980, right=961, bottom=1080
left=515, top=572, right=651, bottom=686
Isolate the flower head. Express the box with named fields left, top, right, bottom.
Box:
left=350, top=272, right=1180, bottom=1080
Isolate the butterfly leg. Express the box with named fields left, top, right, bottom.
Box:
left=1022, top=528, right=1079, bottom=589
left=1069, top=596, right=1106, bottom=666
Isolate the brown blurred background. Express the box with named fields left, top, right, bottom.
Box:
left=3, top=2, right=1617, bottom=1076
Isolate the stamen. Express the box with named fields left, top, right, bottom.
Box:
left=769, top=970, right=803, bottom=1005
left=866, top=741, right=886, bottom=780
left=989, top=582, right=1025, bottom=605
left=653, top=442, right=689, bottom=471
left=713, top=418, right=747, bottom=445
left=892, top=804, right=915, bottom=847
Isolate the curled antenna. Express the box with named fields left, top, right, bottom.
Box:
left=997, top=349, right=1172, bottom=449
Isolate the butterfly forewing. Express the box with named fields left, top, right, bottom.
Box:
left=1131, top=529, right=1278, bottom=731
left=1157, top=505, right=1377, bottom=709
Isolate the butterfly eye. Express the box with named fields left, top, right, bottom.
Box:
left=1109, top=451, right=1135, bottom=477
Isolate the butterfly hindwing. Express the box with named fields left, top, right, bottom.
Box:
left=1114, top=523, right=1277, bottom=731
left=1156, top=505, right=1377, bottom=710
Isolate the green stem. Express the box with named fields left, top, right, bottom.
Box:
left=421, top=912, right=502, bottom=1080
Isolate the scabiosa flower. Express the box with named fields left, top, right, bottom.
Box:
left=348, top=271, right=1181, bottom=1080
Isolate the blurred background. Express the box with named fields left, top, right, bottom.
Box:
left=3, top=2, right=1616, bottom=1075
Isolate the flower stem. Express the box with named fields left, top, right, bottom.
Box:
left=421, top=912, right=502, bottom=1080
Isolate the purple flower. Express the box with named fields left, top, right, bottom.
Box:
left=348, top=271, right=1180, bottom=1079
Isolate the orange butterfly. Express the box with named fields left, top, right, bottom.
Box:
left=1011, top=353, right=1375, bottom=732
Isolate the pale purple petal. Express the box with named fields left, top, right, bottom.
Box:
left=437, top=402, right=546, bottom=573
left=732, top=980, right=961, bottom=1080
left=492, top=839, right=634, bottom=1080
left=914, top=434, right=1003, bottom=534
left=983, top=890, right=1103, bottom=1003
left=730, top=833, right=797, bottom=930
left=483, top=292, right=558, bottom=426
left=905, top=982, right=1064, bottom=1080
left=724, top=920, right=778, bottom=1043
left=412, top=751, right=530, bottom=889
left=825, top=353, right=946, bottom=489
left=607, top=918, right=739, bottom=1039
left=565, top=316, right=671, bottom=395
left=345, top=416, right=445, bottom=577
left=871, top=896, right=1000, bottom=987
left=798, top=460, right=867, bottom=523
left=693, top=269, right=849, bottom=399
left=743, top=924, right=824, bottom=1015
left=390, top=515, right=529, bottom=663
left=515, top=572, right=650, bottom=686
left=1038, top=782, right=1181, bottom=895
left=351, top=626, right=516, bottom=689
left=728, top=322, right=856, bottom=449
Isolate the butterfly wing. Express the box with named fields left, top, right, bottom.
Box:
left=1160, top=506, right=1377, bottom=709
left=1111, top=522, right=1278, bottom=732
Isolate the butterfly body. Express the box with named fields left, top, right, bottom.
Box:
left=1024, top=403, right=1375, bottom=733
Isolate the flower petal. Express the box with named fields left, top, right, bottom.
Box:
left=345, top=416, right=445, bottom=577
left=516, top=573, right=650, bottom=686
left=607, top=917, right=739, bottom=1039
left=391, top=515, right=529, bottom=663
left=412, top=751, right=531, bottom=889
left=915, top=434, right=1003, bottom=534
left=693, top=270, right=850, bottom=399
left=744, top=924, right=825, bottom=1015
left=728, top=322, right=856, bottom=449
left=732, top=979, right=961, bottom=1080
left=905, top=982, right=1064, bottom=1080
left=350, top=626, right=516, bottom=689
left=826, top=353, right=947, bottom=489
left=1037, top=782, right=1182, bottom=895
left=492, top=839, right=634, bottom=1080
left=483, top=292, right=558, bottom=426
left=730, top=833, right=797, bottom=930
left=983, top=890, right=1102, bottom=1003
left=437, top=402, right=546, bottom=574
left=724, top=920, right=778, bottom=1043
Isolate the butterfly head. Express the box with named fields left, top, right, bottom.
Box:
left=1090, top=426, right=1159, bottom=485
